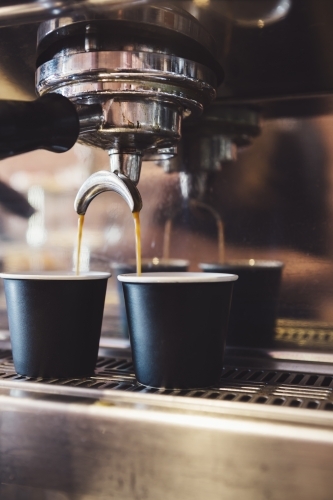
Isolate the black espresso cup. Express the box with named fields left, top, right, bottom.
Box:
left=118, top=272, right=237, bottom=389
left=113, top=259, right=189, bottom=337
left=0, top=271, right=110, bottom=378
left=200, top=261, right=284, bottom=348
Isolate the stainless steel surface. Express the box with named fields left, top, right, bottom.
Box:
left=207, top=0, right=292, bottom=28
left=76, top=102, right=104, bottom=134
left=74, top=170, right=143, bottom=215
left=199, top=135, right=237, bottom=167
left=76, top=98, right=182, bottom=154
left=36, top=52, right=216, bottom=104
left=200, top=104, right=262, bottom=147
left=276, top=319, right=333, bottom=349
left=2, top=1, right=333, bottom=105
left=144, top=145, right=177, bottom=161
left=35, top=6, right=219, bottom=178
left=0, top=0, right=147, bottom=27
left=1, top=2, right=333, bottom=496
left=37, top=4, right=217, bottom=58
left=2, top=346, right=333, bottom=409
left=1, top=385, right=333, bottom=499
left=0, top=0, right=292, bottom=31
left=161, top=105, right=261, bottom=175
left=164, top=135, right=237, bottom=174
left=1, top=346, right=333, bottom=498
left=109, top=150, right=143, bottom=186
left=178, top=172, right=209, bottom=200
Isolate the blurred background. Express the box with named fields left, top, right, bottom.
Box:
left=1, top=113, right=333, bottom=337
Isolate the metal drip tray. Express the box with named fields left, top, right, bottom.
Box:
left=1, top=349, right=333, bottom=411
left=1, top=343, right=333, bottom=499
left=275, top=318, right=333, bottom=349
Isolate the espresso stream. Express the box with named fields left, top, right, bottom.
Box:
left=133, top=211, right=142, bottom=276
left=75, top=212, right=142, bottom=276
left=76, top=214, right=85, bottom=275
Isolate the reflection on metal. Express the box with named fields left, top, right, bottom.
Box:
left=109, top=150, right=142, bottom=186
left=1, top=343, right=333, bottom=497
left=161, top=105, right=261, bottom=174
left=163, top=170, right=225, bottom=262
left=74, top=170, right=143, bottom=215
left=1, top=347, right=333, bottom=408
left=162, top=196, right=224, bottom=262
left=1, top=374, right=333, bottom=499
left=179, top=171, right=209, bottom=200
left=37, top=52, right=216, bottom=112
left=35, top=6, right=221, bottom=182
left=144, top=146, right=178, bottom=162
left=76, top=103, right=104, bottom=134
left=37, top=4, right=218, bottom=58
left=200, top=135, right=237, bottom=167
left=191, top=200, right=225, bottom=262
left=2, top=1, right=333, bottom=108
left=209, top=0, right=292, bottom=28
left=276, top=319, right=333, bottom=350
left=0, top=0, right=148, bottom=27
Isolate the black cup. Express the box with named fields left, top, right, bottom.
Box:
left=1, top=271, right=110, bottom=378
left=113, top=259, right=189, bottom=337
left=200, top=261, right=284, bottom=348
left=118, top=272, right=237, bottom=389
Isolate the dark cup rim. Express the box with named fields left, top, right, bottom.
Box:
left=112, top=258, right=190, bottom=269
left=118, top=272, right=238, bottom=283
left=199, top=260, right=284, bottom=270
left=0, top=271, right=111, bottom=280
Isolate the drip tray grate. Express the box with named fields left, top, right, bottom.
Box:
left=1, top=349, right=333, bottom=411
left=275, top=318, right=333, bottom=349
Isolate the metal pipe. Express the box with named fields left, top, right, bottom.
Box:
left=109, top=150, right=142, bottom=186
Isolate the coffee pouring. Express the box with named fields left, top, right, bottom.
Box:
left=74, top=168, right=143, bottom=276
left=156, top=105, right=261, bottom=264
left=74, top=170, right=143, bottom=217
left=0, top=6, right=223, bottom=281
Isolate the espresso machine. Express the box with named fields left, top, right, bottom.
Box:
left=2, top=1, right=333, bottom=499
left=0, top=3, right=222, bottom=216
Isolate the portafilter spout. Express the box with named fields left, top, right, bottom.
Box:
left=74, top=170, right=142, bottom=216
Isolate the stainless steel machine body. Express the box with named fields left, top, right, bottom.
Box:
left=1, top=1, right=333, bottom=499
left=1, top=341, right=333, bottom=499
left=36, top=6, right=220, bottom=184
left=30, top=4, right=222, bottom=211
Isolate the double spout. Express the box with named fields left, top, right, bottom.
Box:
left=74, top=160, right=142, bottom=216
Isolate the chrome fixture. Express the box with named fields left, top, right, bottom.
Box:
left=156, top=103, right=261, bottom=267
left=0, top=0, right=292, bottom=29
left=160, top=105, right=261, bottom=201
left=205, top=0, right=292, bottom=28
left=33, top=5, right=222, bottom=214
left=0, top=0, right=148, bottom=27
left=1, top=343, right=333, bottom=499
left=0, top=5, right=222, bottom=216
left=36, top=6, right=221, bottom=190
left=177, top=104, right=261, bottom=174
left=74, top=171, right=142, bottom=216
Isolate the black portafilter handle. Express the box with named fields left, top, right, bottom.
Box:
left=0, top=93, right=80, bottom=160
